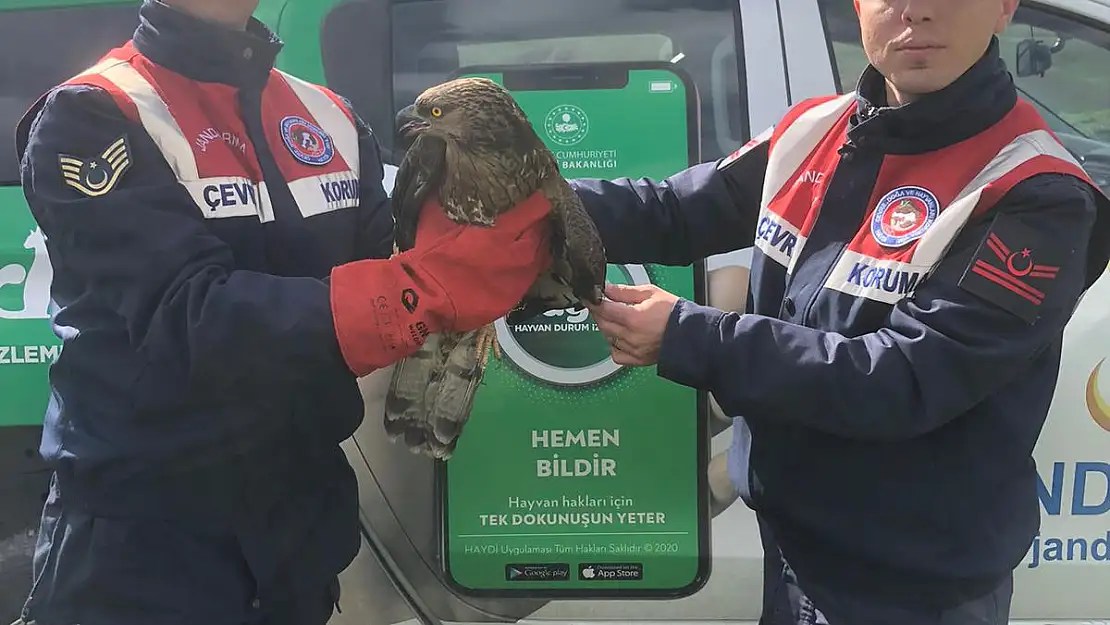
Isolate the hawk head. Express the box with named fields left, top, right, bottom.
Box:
left=394, top=77, right=539, bottom=154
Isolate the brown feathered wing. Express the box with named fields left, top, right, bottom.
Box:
left=383, top=85, right=607, bottom=460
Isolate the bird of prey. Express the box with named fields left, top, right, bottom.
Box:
left=383, top=76, right=608, bottom=459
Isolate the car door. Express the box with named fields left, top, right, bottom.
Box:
left=794, top=0, right=1110, bottom=621
left=272, top=1, right=788, bottom=623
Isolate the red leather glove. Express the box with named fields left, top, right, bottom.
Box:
left=330, top=190, right=552, bottom=376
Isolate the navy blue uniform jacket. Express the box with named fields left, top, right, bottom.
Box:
left=572, top=39, right=1110, bottom=607
left=12, top=2, right=392, bottom=621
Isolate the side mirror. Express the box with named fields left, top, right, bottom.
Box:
left=1016, top=38, right=1054, bottom=77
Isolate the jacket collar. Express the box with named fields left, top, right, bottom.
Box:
left=131, top=0, right=283, bottom=90
left=846, top=36, right=1018, bottom=154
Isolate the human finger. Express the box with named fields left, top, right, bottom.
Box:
left=609, top=344, right=646, bottom=366
left=589, top=299, right=636, bottom=328
left=604, top=283, right=655, bottom=304
left=593, top=314, right=627, bottom=341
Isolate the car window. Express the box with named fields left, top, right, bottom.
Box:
left=818, top=1, right=1110, bottom=193
left=0, top=4, right=138, bottom=185
left=998, top=14, right=1110, bottom=142
left=818, top=1, right=871, bottom=93
left=321, top=0, right=746, bottom=163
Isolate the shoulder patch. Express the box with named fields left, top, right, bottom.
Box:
left=57, top=134, right=133, bottom=197
left=957, top=212, right=1074, bottom=324
left=718, top=125, right=773, bottom=171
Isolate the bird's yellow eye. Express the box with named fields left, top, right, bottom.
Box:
left=431, top=106, right=443, bottom=117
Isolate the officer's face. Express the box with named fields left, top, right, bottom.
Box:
left=854, top=0, right=1019, bottom=104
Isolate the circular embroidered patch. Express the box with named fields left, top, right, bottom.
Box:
left=870, top=185, right=940, bottom=248
left=280, top=115, right=334, bottom=166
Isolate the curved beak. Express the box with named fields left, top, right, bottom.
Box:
left=395, top=104, right=429, bottom=144
left=394, top=104, right=430, bottom=154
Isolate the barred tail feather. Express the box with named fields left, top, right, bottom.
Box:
left=421, top=324, right=498, bottom=459
left=383, top=333, right=444, bottom=448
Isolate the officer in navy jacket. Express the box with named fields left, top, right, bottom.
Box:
left=11, top=1, right=552, bottom=624
left=574, top=1, right=1110, bottom=624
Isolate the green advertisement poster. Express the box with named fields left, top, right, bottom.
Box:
left=0, top=188, right=59, bottom=427
left=438, top=63, right=710, bottom=599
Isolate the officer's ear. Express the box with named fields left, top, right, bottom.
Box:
left=996, top=0, right=1020, bottom=33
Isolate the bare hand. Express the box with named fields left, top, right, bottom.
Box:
left=587, top=283, right=680, bottom=366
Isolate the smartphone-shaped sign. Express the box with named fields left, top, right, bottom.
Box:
left=435, top=62, right=711, bottom=599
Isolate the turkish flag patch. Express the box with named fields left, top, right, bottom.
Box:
left=958, top=212, right=1074, bottom=324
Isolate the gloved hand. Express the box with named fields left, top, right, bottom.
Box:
left=330, top=190, right=552, bottom=376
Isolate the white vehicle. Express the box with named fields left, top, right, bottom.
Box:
left=0, top=0, right=1108, bottom=623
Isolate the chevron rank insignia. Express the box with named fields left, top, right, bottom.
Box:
left=57, top=135, right=133, bottom=197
